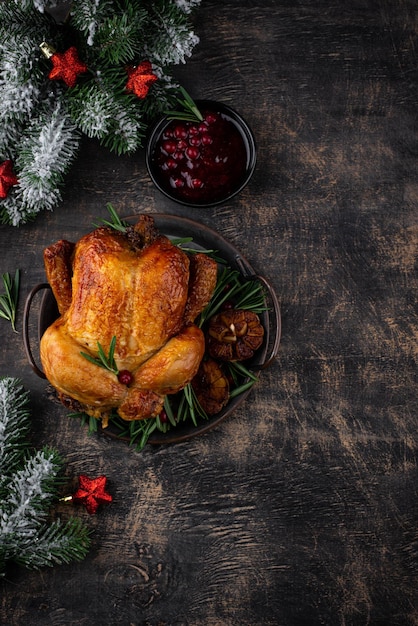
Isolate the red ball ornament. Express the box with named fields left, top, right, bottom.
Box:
left=48, top=46, right=88, bottom=88
left=72, top=474, right=113, bottom=515
left=0, top=160, right=19, bottom=199
left=125, top=60, right=158, bottom=99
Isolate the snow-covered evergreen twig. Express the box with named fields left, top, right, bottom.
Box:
left=0, top=378, right=90, bottom=576
left=0, top=0, right=202, bottom=225
left=1, top=101, right=80, bottom=226
left=0, top=377, right=31, bottom=477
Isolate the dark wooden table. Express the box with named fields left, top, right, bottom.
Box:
left=1, top=1, right=418, bottom=624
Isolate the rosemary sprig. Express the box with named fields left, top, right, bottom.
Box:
left=197, top=266, right=266, bottom=327
left=163, top=395, right=178, bottom=427
left=227, top=361, right=258, bottom=399
left=93, top=203, right=129, bottom=232
left=80, top=336, right=118, bottom=375
left=164, top=86, right=203, bottom=123
left=178, top=383, right=208, bottom=426
left=69, top=411, right=99, bottom=435
left=0, top=269, right=20, bottom=332
left=170, top=236, right=194, bottom=246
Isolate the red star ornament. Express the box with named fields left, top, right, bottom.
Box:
left=125, top=61, right=158, bottom=98
left=0, top=160, right=19, bottom=199
left=72, top=474, right=113, bottom=515
left=49, top=46, right=88, bottom=88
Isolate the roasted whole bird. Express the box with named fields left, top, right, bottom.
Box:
left=40, top=214, right=218, bottom=423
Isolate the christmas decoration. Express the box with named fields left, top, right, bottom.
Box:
left=47, top=45, right=88, bottom=88
left=0, top=160, right=19, bottom=199
left=125, top=61, right=158, bottom=99
left=71, top=474, right=113, bottom=515
left=0, top=377, right=90, bottom=575
left=0, top=0, right=201, bottom=226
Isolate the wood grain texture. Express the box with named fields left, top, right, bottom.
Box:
left=1, top=1, right=418, bottom=624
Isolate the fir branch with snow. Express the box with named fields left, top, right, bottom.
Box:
left=0, top=0, right=201, bottom=225
left=0, top=378, right=90, bottom=576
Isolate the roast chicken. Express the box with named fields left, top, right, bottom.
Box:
left=40, top=214, right=218, bottom=423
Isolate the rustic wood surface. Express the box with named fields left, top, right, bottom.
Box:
left=1, top=1, right=418, bottom=624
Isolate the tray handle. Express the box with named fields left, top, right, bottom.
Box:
left=252, top=273, right=281, bottom=369
left=234, top=255, right=281, bottom=370
left=23, top=283, right=49, bottom=379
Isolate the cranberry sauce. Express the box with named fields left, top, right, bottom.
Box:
left=150, top=107, right=251, bottom=205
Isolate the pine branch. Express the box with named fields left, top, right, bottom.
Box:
left=146, top=4, right=200, bottom=66
left=0, top=378, right=30, bottom=479
left=13, top=518, right=90, bottom=570
left=0, top=0, right=202, bottom=224
left=0, top=378, right=91, bottom=575
left=0, top=37, right=42, bottom=123
left=69, top=0, right=114, bottom=47
left=0, top=119, right=26, bottom=161
left=93, top=4, right=149, bottom=65
left=67, top=70, right=146, bottom=153
left=67, top=82, right=115, bottom=139
left=5, top=100, right=81, bottom=224
left=1, top=447, right=65, bottom=532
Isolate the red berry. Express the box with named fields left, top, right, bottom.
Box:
left=185, top=146, right=200, bottom=160
left=189, top=135, right=201, bottom=147
left=177, top=140, right=188, bottom=150
left=198, top=122, right=209, bottom=133
left=162, top=140, right=177, bottom=154
left=118, top=370, right=134, bottom=386
left=174, top=124, right=188, bottom=139
left=201, top=134, right=213, bottom=146
left=190, top=178, right=204, bottom=189
left=189, top=125, right=200, bottom=136
left=205, top=112, right=219, bottom=124
left=170, top=177, right=184, bottom=188
left=164, top=158, right=177, bottom=170
left=159, top=409, right=168, bottom=423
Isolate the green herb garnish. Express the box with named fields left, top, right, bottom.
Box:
left=94, top=203, right=129, bottom=232
left=164, top=86, right=203, bottom=123
left=80, top=335, right=118, bottom=375
left=0, top=269, right=20, bottom=332
left=197, top=266, right=267, bottom=327
left=69, top=411, right=99, bottom=435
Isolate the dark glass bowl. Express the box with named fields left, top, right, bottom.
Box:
left=145, top=100, right=257, bottom=208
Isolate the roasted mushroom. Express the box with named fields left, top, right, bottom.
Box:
left=191, top=358, right=229, bottom=415
left=207, top=309, right=264, bottom=361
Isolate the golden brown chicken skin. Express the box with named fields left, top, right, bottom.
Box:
left=40, top=215, right=218, bottom=422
